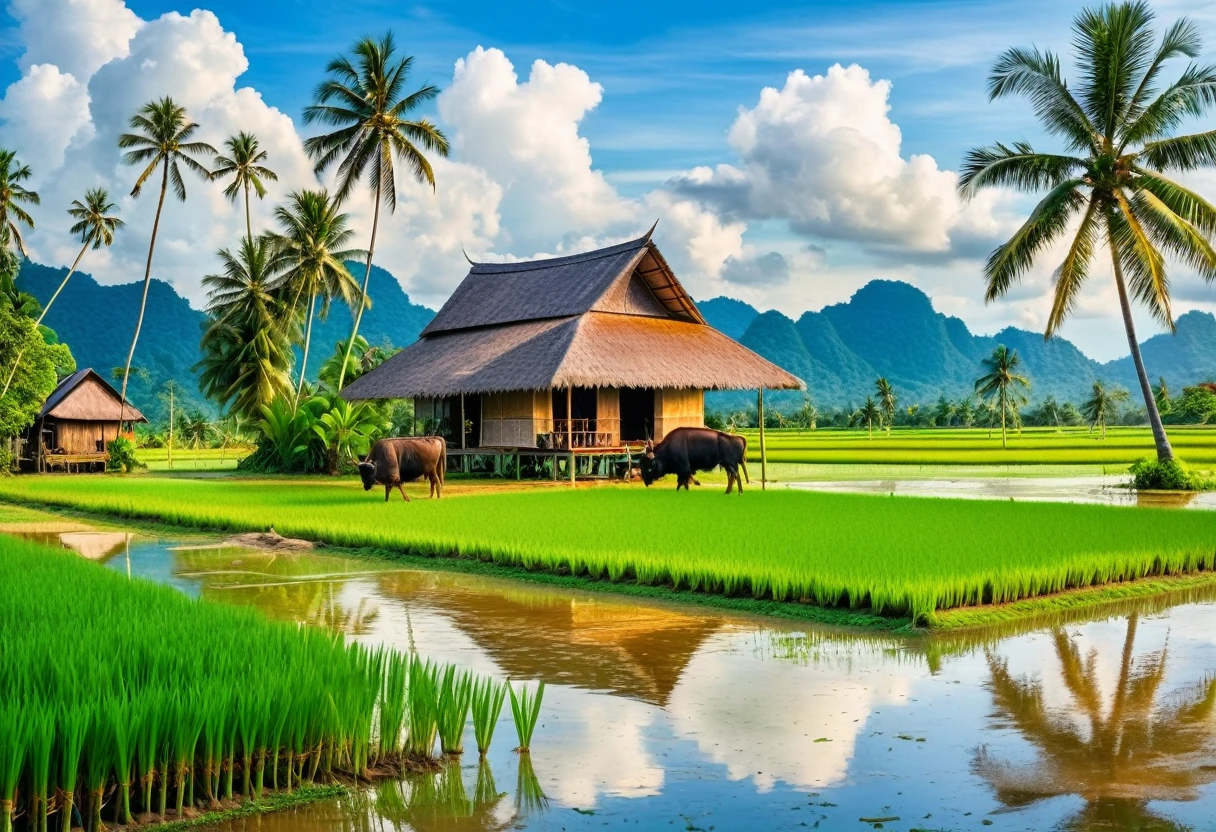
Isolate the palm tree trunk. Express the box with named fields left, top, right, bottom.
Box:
left=1107, top=227, right=1173, bottom=462
left=244, top=182, right=252, bottom=244
left=336, top=183, right=382, bottom=391
left=119, top=160, right=170, bottom=435
left=296, top=292, right=317, bottom=405
left=1000, top=397, right=1007, bottom=449
left=1, top=238, right=89, bottom=397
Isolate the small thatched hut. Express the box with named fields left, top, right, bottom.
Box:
left=22, top=368, right=146, bottom=472
left=343, top=228, right=802, bottom=453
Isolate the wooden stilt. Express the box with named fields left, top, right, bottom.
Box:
left=567, top=387, right=575, bottom=484
left=758, top=387, right=767, bottom=491
left=460, top=393, right=467, bottom=474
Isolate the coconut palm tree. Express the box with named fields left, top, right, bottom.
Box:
left=116, top=97, right=216, bottom=423
left=303, top=31, right=450, bottom=391
left=933, top=395, right=956, bottom=428
left=960, top=1, right=1216, bottom=464
left=0, top=148, right=39, bottom=266
left=855, top=397, right=881, bottom=439
left=1082, top=381, right=1130, bottom=439
left=975, top=616, right=1216, bottom=830
left=211, top=132, right=278, bottom=243
left=2, top=189, right=123, bottom=398
left=198, top=236, right=295, bottom=419
left=975, top=345, right=1031, bottom=449
left=265, top=189, right=363, bottom=402
left=875, top=378, right=897, bottom=434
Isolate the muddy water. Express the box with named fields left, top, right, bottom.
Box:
left=32, top=531, right=1216, bottom=831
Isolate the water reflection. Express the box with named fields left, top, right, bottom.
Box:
left=976, top=615, right=1216, bottom=830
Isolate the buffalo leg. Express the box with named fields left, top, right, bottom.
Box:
left=691, top=476, right=702, bottom=487
left=384, top=484, right=391, bottom=503
left=723, top=469, right=734, bottom=495
left=397, top=484, right=411, bottom=502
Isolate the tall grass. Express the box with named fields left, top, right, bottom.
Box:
left=508, top=682, right=545, bottom=753
left=6, top=477, right=1216, bottom=622
left=0, top=535, right=536, bottom=831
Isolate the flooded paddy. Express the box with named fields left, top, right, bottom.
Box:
left=27, top=530, right=1216, bottom=831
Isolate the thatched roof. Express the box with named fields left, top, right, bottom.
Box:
left=344, top=230, right=803, bottom=399
left=39, top=369, right=146, bottom=422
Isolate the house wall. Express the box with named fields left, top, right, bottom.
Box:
left=654, top=388, right=704, bottom=440
left=597, top=387, right=620, bottom=445
left=480, top=391, right=547, bottom=447
left=51, top=419, right=118, bottom=453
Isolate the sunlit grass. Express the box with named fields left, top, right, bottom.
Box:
left=3, top=475, right=1215, bottom=623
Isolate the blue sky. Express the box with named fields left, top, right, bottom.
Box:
left=2, top=0, right=1215, bottom=361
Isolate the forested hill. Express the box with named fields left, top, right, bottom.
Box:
left=16, top=261, right=435, bottom=422
left=700, top=280, right=1216, bottom=411
left=19, top=260, right=1215, bottom=421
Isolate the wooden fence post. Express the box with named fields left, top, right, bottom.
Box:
left=758, top=387, right=766, bottom=491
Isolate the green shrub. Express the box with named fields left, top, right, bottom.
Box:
left=1129, top=458, right=1214, bottom=491
left=105, top=437, right=143, bottom=473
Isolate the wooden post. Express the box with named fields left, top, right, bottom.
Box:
left=460, top=393, right=467, bottom=474
left=567, top=386, right=575, bottom=485
left=758, top=387, right=767, bottom=490
left=167, top=385, right=174, bottom=471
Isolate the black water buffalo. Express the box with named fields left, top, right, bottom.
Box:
left=358, top=437, right=446, bottom=502
left=640, top=427, right=749, bottom=494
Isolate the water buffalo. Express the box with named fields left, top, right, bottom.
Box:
left=640, top=427, right=749, bottom=494
left=358, top=437, right=446, bottom=502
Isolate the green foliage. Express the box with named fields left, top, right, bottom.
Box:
left=1162, top=384, right=1216, bottom=425
left=471, top=677, right=507, bottom=757
left=1081, top=381, right=1131, bottom=438
left=437, top=666, right=474, bottom=755
left=11, top=475, right=1216, bottom=627
left=252, top=395, right=327, bottom=472
left=106, top=437, right=143, bottom=473
left=1129, top=458, right=1215, bottom=491
left=0, top=300, right=74, bottom=440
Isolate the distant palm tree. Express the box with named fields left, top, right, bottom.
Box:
left=960, top=1, right=1216, bottom=464
left=975, top=345, right=1031, bottom=449
left=303, top=32, right=450, bottom=391
left=2, top=189, right=123, bottom=397
left=265, top=190, right=363, bottom=402
left=116, top=97, right=216, bottom=424
left=956, top=395, right=976, bottom=428
left=1082, top=381, right=1130, bottom=439
left=0, top=148, right=39, bottom=267
left=1153, top=376, right=1171, bottom=413
left=933, top=395, right=956, bottom=428
left=875, top=378, right=897, bottom=433
left=795, top=397, right=818, bottom=430
left=198, top=236, right=294, bottom=419
left=856, top=397, right=881, bottom=439
left=211, top=131, right=278, bottom=243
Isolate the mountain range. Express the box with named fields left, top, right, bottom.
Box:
left=17, top=263, right=1216, bottom=421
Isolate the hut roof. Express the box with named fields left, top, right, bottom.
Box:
left=344, top=230, right=804, bottom=399
left=39, top=368, right=147, bottom=422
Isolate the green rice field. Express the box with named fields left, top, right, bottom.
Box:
left=0, top=533, right=529, bottom=832
left=136, top=447, right=252, bottom=471
left=736, top=426, right=1216, bottom=467
left=4, top=476, right=1215, bottom=624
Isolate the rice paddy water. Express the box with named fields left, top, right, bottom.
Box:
left=56, top=528, right=1216, bottom=831
left=0, top=535, right=544, bottom=832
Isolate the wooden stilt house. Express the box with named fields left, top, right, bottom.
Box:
left=342, top=228, right=802, bottom=469
left=21, top=368, right=146, bottom=472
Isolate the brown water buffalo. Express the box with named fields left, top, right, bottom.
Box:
left=358, top=437, right=446, bottom=502
left=640, top=427, right=749, bottom=494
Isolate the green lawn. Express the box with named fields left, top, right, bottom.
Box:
left=135, top=446, right=252, bottom=471
left=736, top=426, right=1216, bottom=467
left=4, top=475, right=1215, bottom=625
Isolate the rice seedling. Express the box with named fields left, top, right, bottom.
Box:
left=0, top=535, right=531, bottom=831
left=471, top=677, right=508, bottom=757
left=437, top=666, right=473, bottom=755
left=9, top=475, right=1216, bottom=623
left=508, top=682, right=545, bottom=753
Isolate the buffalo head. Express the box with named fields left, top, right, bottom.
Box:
left=357, top=460, right=377, bottom=491
left=639, top=439, right=662, bottom=486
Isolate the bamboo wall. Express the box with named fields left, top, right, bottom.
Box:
left=51, top=419, right=116, bottom=453
left=654, top=388, right=704, bottom=440
left=480, top=391, right=550, bottom=447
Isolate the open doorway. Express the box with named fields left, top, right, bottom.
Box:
left=619, top=387, right=654, bottom=442
left=552, top=387, right=597, bottom=447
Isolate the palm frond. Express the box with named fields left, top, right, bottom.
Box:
left=1140, top=129, right=1216, bottom=171
left=1047, top=196, right=1101, bottom=337
left=1111, top=191, right=1172, bottom=329
left=984, top=179, right=1086, bottom=301
left=1131, top=188, right=1216, bottom=282
left=1120, top=62, right=1216, bottom=148
left=988, top=47, right=1098, bottom=152
left=959, top=142, right=1085, bottom=197
left=1133, top=169, right=1216, bottom=236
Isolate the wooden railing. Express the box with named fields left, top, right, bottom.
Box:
left=478, top=418, right=624, bottom=449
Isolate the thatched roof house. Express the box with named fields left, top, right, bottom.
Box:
left=22, top=368, right=145, bottom=472
left=343, top=229, right=802, bottom=449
